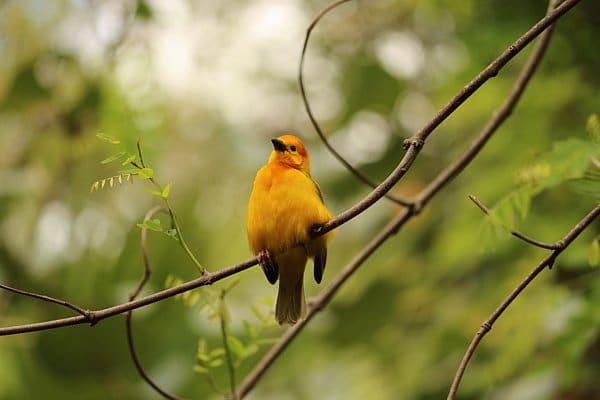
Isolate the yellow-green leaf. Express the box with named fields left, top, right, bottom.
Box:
left=121, top=154, right=137, bottom=166
left=226, top=336, right=245, bottom=358
left=96, top=132, right=121, bottom=144
left=100, top=151, right=126, bottom=165
left=162, top=182, right=173, bottom=198
left=138, top=167, right=154, bottom=180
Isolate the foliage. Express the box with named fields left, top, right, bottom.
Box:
left=0, top=1, right=599, bottom=400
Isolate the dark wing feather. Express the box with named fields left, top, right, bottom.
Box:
left=313, top=250, right=327, bottom=284
left=261, top=256, right=279, bottom=284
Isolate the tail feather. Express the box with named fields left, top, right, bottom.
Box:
left=275, top=277, right=306, bottom=325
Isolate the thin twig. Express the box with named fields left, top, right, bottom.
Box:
left=134, top=141, right=206, bottom=274
left=131, top=205, right=169, bottom=299
left=0, top=283, right=91, bottom=317
left=299, top=0, right=412, bottom=207
left=125, top=206, right=184, bottom=400
left=447, top=203, right=600, bottom=400
left=468, top=195, right=561, bottom=250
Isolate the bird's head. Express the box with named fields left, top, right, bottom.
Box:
left=268, top=134, right=311, bottom=174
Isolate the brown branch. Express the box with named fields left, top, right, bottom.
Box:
left=0, top=257, right=258, bottom=336
left=447, top=203, right=600, bottom=400
left=412, top=5, right=559, bottom=208
left=299, top=0, right=412, bottom=207
left=237, top=0, right=575, bottom=396
left=468, top=195, right=561, bottom=250
left=0, top=283, right=91, bottom=317
left=125, top=206, right=184, bottom=400
left=317, top=0, right=582, bottom=235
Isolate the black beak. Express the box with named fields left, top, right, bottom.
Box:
left=271, top=138, right=286, bottom=152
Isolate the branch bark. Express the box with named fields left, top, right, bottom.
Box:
left=447, top=203, right=600, bottom=400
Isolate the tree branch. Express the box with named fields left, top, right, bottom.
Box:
left=299, top=0, right=412, bottom=207
left=317, top=0, right=582, bottom=235
left=0, top=257, right=258, bottom=336
left=447, top=203, right=600, bottom=400
left=468, top=195, right=561, bottom=250
left=237, top=0, right=575, bottom=396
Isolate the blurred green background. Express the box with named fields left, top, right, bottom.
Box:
left=1, top=0, right=599, bottom=399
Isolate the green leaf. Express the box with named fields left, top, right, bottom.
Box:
left=100, top=151, right=126, bottom=165
left=209, top=359, right=223, bottom=368
left=243, top=320, right=258, bottom=339
left=209, top=348, right=225, bottom=358
left=121, top=154, right=137, bottom=166
left=193, top=365, right=209, bottom=374
left=589, top=239, right=599, bottom=267
left=90, top=181, right=100, bottom=192
left=144, top=188, right=163, bottom=197
left=243, top=343, right=259, bottom=357
left=162, top=182, right=173, bottom=198
left=96, top=132, right=121, bottom=144
left=570, top=169, right=600, bottom=199
left=137, top=218, right=162, bottom=232
left=226, top=336, right=245, bottom=358
left=197, top=353, right=211, bottom=363
left=138, top=167, right=154, bottom=180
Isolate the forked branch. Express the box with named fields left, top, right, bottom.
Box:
left=447, top=203, right=600, bottom=400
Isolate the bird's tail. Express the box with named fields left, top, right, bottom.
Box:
left=275, top=277, right=306, bottom=325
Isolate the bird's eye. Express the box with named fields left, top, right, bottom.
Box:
left=289, top=145, right=297, bottom=152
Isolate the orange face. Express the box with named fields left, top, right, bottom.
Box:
left=268, top=134, right=311, bottom=174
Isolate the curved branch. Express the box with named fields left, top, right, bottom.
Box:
left=299, top=0, right=412, bottom=207
left=125, top=205, right=185, bottom=400
left=447, top=203, right=600, bottom=400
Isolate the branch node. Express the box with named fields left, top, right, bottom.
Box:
left=403, top=137, right=424, bottom=150
left=479, top=321, right=492, bottom=334
left=85, top=310, right=98, bottom=326
left=553, top=239, right=567, bottom=250
left=408, top=201, right=424, bottom=216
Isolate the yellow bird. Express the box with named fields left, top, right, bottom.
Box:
left=247, top=135, right=334, bottom=325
